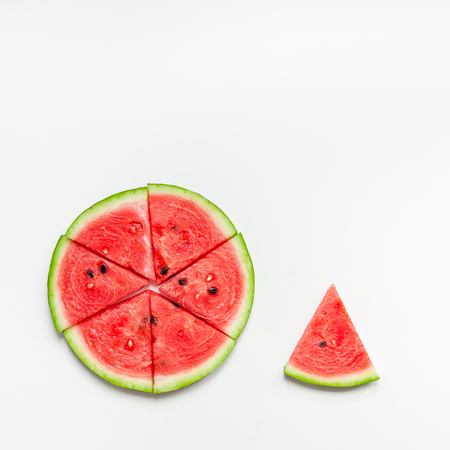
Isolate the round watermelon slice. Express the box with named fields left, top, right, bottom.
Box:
left=284, top=285, right=379, bottom=387
left=66, top=187, right=154, bottom=280
left=49, top=184, right=254, bottom=394
left=148, top=184, right=237, bottom=284
left=150, top=291, right=236, bottom=394
left=48, top=236, right=149, bottom=332
left=159, top=233, right=254, bottom=339
left=64, top=291, right=153, bottom=392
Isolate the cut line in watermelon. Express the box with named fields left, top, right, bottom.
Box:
left=284, top=285, right=379, bottom=387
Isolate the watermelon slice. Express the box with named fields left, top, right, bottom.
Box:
left=66, top=188, right=154, bottom=279
left=284, top=285, right=379, bottom=387
left=150, top=291, right=236, bottom=394
left=148, top=184, right=237, bottom=284
left=64, top=291, right=153, bottom=392
left=159, top=233, right=254, bottom=339
left=48, top=236, right=149, bottom=332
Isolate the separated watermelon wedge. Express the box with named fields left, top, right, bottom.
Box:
left=159, top=233, right=254, bottom=339
left=284, top=285, right=379, bottom=387
left=148, top=184, right=237, bottom=284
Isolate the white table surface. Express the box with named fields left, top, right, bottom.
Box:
left=1, top=2, right=449, bottom=449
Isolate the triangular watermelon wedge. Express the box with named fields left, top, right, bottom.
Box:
left=64, top=291, right=153, bottom=392
left=159, top=233, right=254, bottom=339
left=284, top=285, right=379, bottom=387
left=150, top=291, right=236, bottom=393
left=66, top=187, right=154, bottom=280
left=48, top=236, right=149, bottom=332
left=148, top=184, right=237, bottom=284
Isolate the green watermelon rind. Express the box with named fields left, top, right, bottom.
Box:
left=66, top=187, right=148, bottom=239
left=284, top=361, right=380, bottom=387
left=147, top=184, right=237, bottom=241
left=224, top=233, right=255, bottom=340
left=48, top=235, right=73, bottom=333
left=153, top=335, right=236, bottom=394
left=64, top=326, right=153, bottom=393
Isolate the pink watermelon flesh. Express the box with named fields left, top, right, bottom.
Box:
left=48, top=236, right=149, bottom=332
left=64, top=291, right=153, bottom=392
left=159, top=233, right=254, bottom=339
left=148, top=184, right=236, bottom=284
left=66, top=188, right=154, bottom=279
left=150, top=291, right=236, bottom=393
left=284, top=285, right=379, bottom=387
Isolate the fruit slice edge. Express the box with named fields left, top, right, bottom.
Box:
left=284, top=361, right=379, bottom=387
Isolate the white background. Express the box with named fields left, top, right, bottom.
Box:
left=1, top=1, right=449, bottom=449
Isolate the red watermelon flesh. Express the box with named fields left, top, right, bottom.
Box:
left=284, top=285, right=379, bottom=387
left=150, top=291, right=236, bottom=393
left=159, top=233, right=254, bottom=339
left=64, top=291, right=153, bottom=392
left=148, top=184, right=237, bottom=284
left=48, top=236, right=149, bottom=332
left=66, top=188, right=154, bottom=280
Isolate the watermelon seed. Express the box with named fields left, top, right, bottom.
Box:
left=208, top=287, right=218, bottom=295
left=100, top=264, right=107, bottom=274
left=178, top=278, right=187, bottom=286
left=319, top=340, right=327, bottom=347
left=151, top=316, right=158, bottom=325
left=160, top=266, right=169, bottom=275
left=206, top=275, right=213, bottom=281
left=103, top=248, right=108, bottom=255
left=86, top=270, right=94, bottom=278
left=195, top=294, right=200, bottom=300
left=87, top=284, right=94, bottom=289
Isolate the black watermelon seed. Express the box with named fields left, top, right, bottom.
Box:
left=160, top=266, right=169, bottom=275
left=100, top=264, right=107, bottom=274
left=208, top=287, right=218, bottom=295
left=170, top=301, right=180, bottom=308
left=86, top=270, right=94, bottom=278
left=151, top=316, right=158, bottom=325
left=319, top=340, right=327, bottom=348
left=178, top=278, right=187, bottom=286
